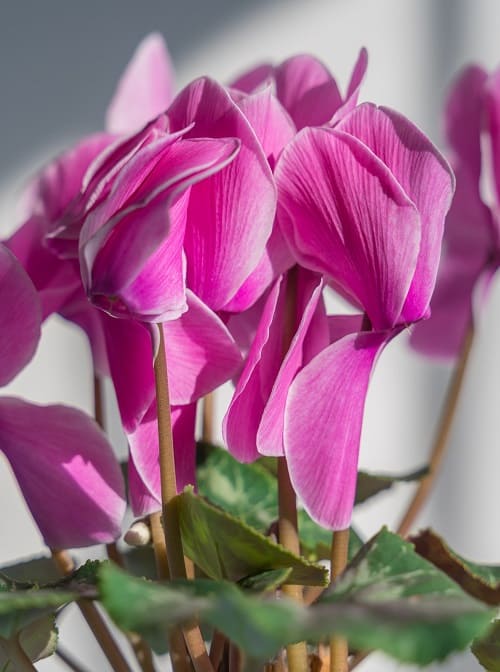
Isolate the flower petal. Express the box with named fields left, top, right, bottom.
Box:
left=229, top=63, right=274, bottom=94
left=284, top=330, right=388, bottom=529
left=0, top=398, right=125, bottom=548
left=164, top=290, right=242, bottom=405
left=106, top=33, right=175, bottom=134
left=0, top=245, right=41, bottom=385
left=127, top=403, right=197, bottom=516
left=330, top=47, right=368, bottom=125
left=257, top=271, right=327, bottom=456
left=337, top=103, right=454, bottom=322
left=276, top=126, right=421, bottom=330
left=167, top=77, right=276, bottom=310
left=274, top=55, right=342, bottom=130
left=223, top=277, right=285, bottom=462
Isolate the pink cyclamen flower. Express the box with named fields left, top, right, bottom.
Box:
left=411, top=65, right=500, bottom=358
left=274, top=103, right=454, bottom=529
left=0, top=244, right=125, bottom=548
left=230, top=49, right=368, bottom=130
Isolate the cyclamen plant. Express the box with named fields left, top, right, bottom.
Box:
left=1, top=32, right=500, bottom=672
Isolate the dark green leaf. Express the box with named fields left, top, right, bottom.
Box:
left=472, top=620, right=500, bottom=671
left=0, top=558, right=60, bottom=585
left=238, top=568, right=292, bottom=593
left=0, top=615, right=58, bottom=667
left=411, top=529, right=500, bottom=605
left=314, top=528, right=494, bottom=664
left=0, top=586, right=76, bottom=639
left=178, top=488, right=327, bottom=586
left=122, top=547, right=158, bottom=581
left=355, top=467, right=428, bottom=505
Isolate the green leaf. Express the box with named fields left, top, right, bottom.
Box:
left=0, top=584, right=76, bottom=639
left=411, top=529, right=500, bottom=605
left=472, top=620, right=500, bottom=671
left=238, top=568, right=292, bottom=593
left=0, top=557, right=60, bottom=585
left=122, top=547, right=158, bottom=581
left=197, top=446, right=277, bottom=532
left=298, top=511, right=363, bottom=562
left=177, top=487, right=327, bottom=586
left=0, top=615, right=58, bottom=668
left=314, top=528, right=495, bottom=664
left=355, top=467, right=428, bottom=505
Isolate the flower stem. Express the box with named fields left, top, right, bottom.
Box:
left=0, top=638, right=37, bottom=671
left=397, top=325, right=475, bottom=537
left=51, top=549, right=132, bottom=672
left=93, top=373, right=156, bottom=672
left=277, top=268, right=308, bottom=672
left=202, top=393, right=215, bottom=444
left=329, top=529, right=350, bottom=672
left=153, top=324, right=214, bottom=672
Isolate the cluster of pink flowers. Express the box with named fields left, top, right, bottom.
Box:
left=2, top=33, right=471, bottom=550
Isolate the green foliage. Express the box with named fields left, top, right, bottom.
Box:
left=354, top=467, right=428, bottom=505
left=473, top=620, right=500, bottom=671
left=98, top=528, right=494, bottom=666
left=177, top=487, right=328, bottom=586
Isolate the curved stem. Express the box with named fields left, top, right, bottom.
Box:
left=330, top=529, right=350, bottom=672
left=397, top=325, right=474, bottom=537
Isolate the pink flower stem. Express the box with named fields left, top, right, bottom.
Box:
left=277, top=267, right=308, bottom=672
left=397, top=323, right=475, bottom=537
left=202, top=392, right=215, bottom=444
left=153, top=324, right=214, bottom=672
left=329, top=529, right=350, bottom=672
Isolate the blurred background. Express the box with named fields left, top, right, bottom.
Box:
left=1, top=0, right=500, bottom=669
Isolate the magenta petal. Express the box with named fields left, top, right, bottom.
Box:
left=338, top=104, right=454, bottom=322
left=257, top=272, right=326, bottom=456
left=275, top=55, right=343, bottom=130
left=330, top=48, right=368, bottom=125
left=102, top=315, right=155, bottom=432
left=0, top=398, right=125, bottom=548
left=7, top=217, right=82, bottom=318
left=0, top=245, right=41, bottom=385
left=223, top=277, right=285, bottom=462
left=127, top=403, right=196, bottom=516
left=276, top=126, right=421, bottom=330
left=165, top=290, right=242, bottom=405
left=128, top=454, right=160, bottom=517
left=230, top=63, right=274, bottom=93
left=284, top=330, right=388, bottom=529
left=168, top=77, right=276, bottom=310
left=485, top=68, right=500, bottom=203
left=235, top=87, right=296, bottom=168
left=446, top=65, right=488, bottom=180
left=222, top=225, right=294, bottom=313
left=106, top=33, right=175, bottom=134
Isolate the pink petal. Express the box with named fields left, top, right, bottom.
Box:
left=235, top=86, right=296, bottom=168
left=6, top=217, right=82, bottom=318
left=128, top=454, right=160, bottom=517
left=337, top=104, right=455, bottom=322
left=82, top=136, right=239, bottom=321
left=275, top=55, right=343, bottom=130
left=127, top=403, right=197, bottom=516
left=106, top=34, right=175, bottom=134
left=485, top=67, right=500, bottom=204
left=257, top=271, right=327, bottom=456
left=446, top=65, right=488, bottom=181
left=330, top=48, right=368, bottom=125
left=230, top=63, right=274, bottom=93
left=0, top=245, right=41, bottom=385
left=223, top=277, right=285, bottom=462
left=0, top=398, right=125, bottom=548
left=276, top=126, right=421, bottom=330
left=167, top=77, right=276, bottom=310
left=222, top=225, right=294, bottom=313
left=164, top=290, right=242, bottom=404
left=101, top=315, right=155, bottom=432
left=284, top=330, right=389, bottom=529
